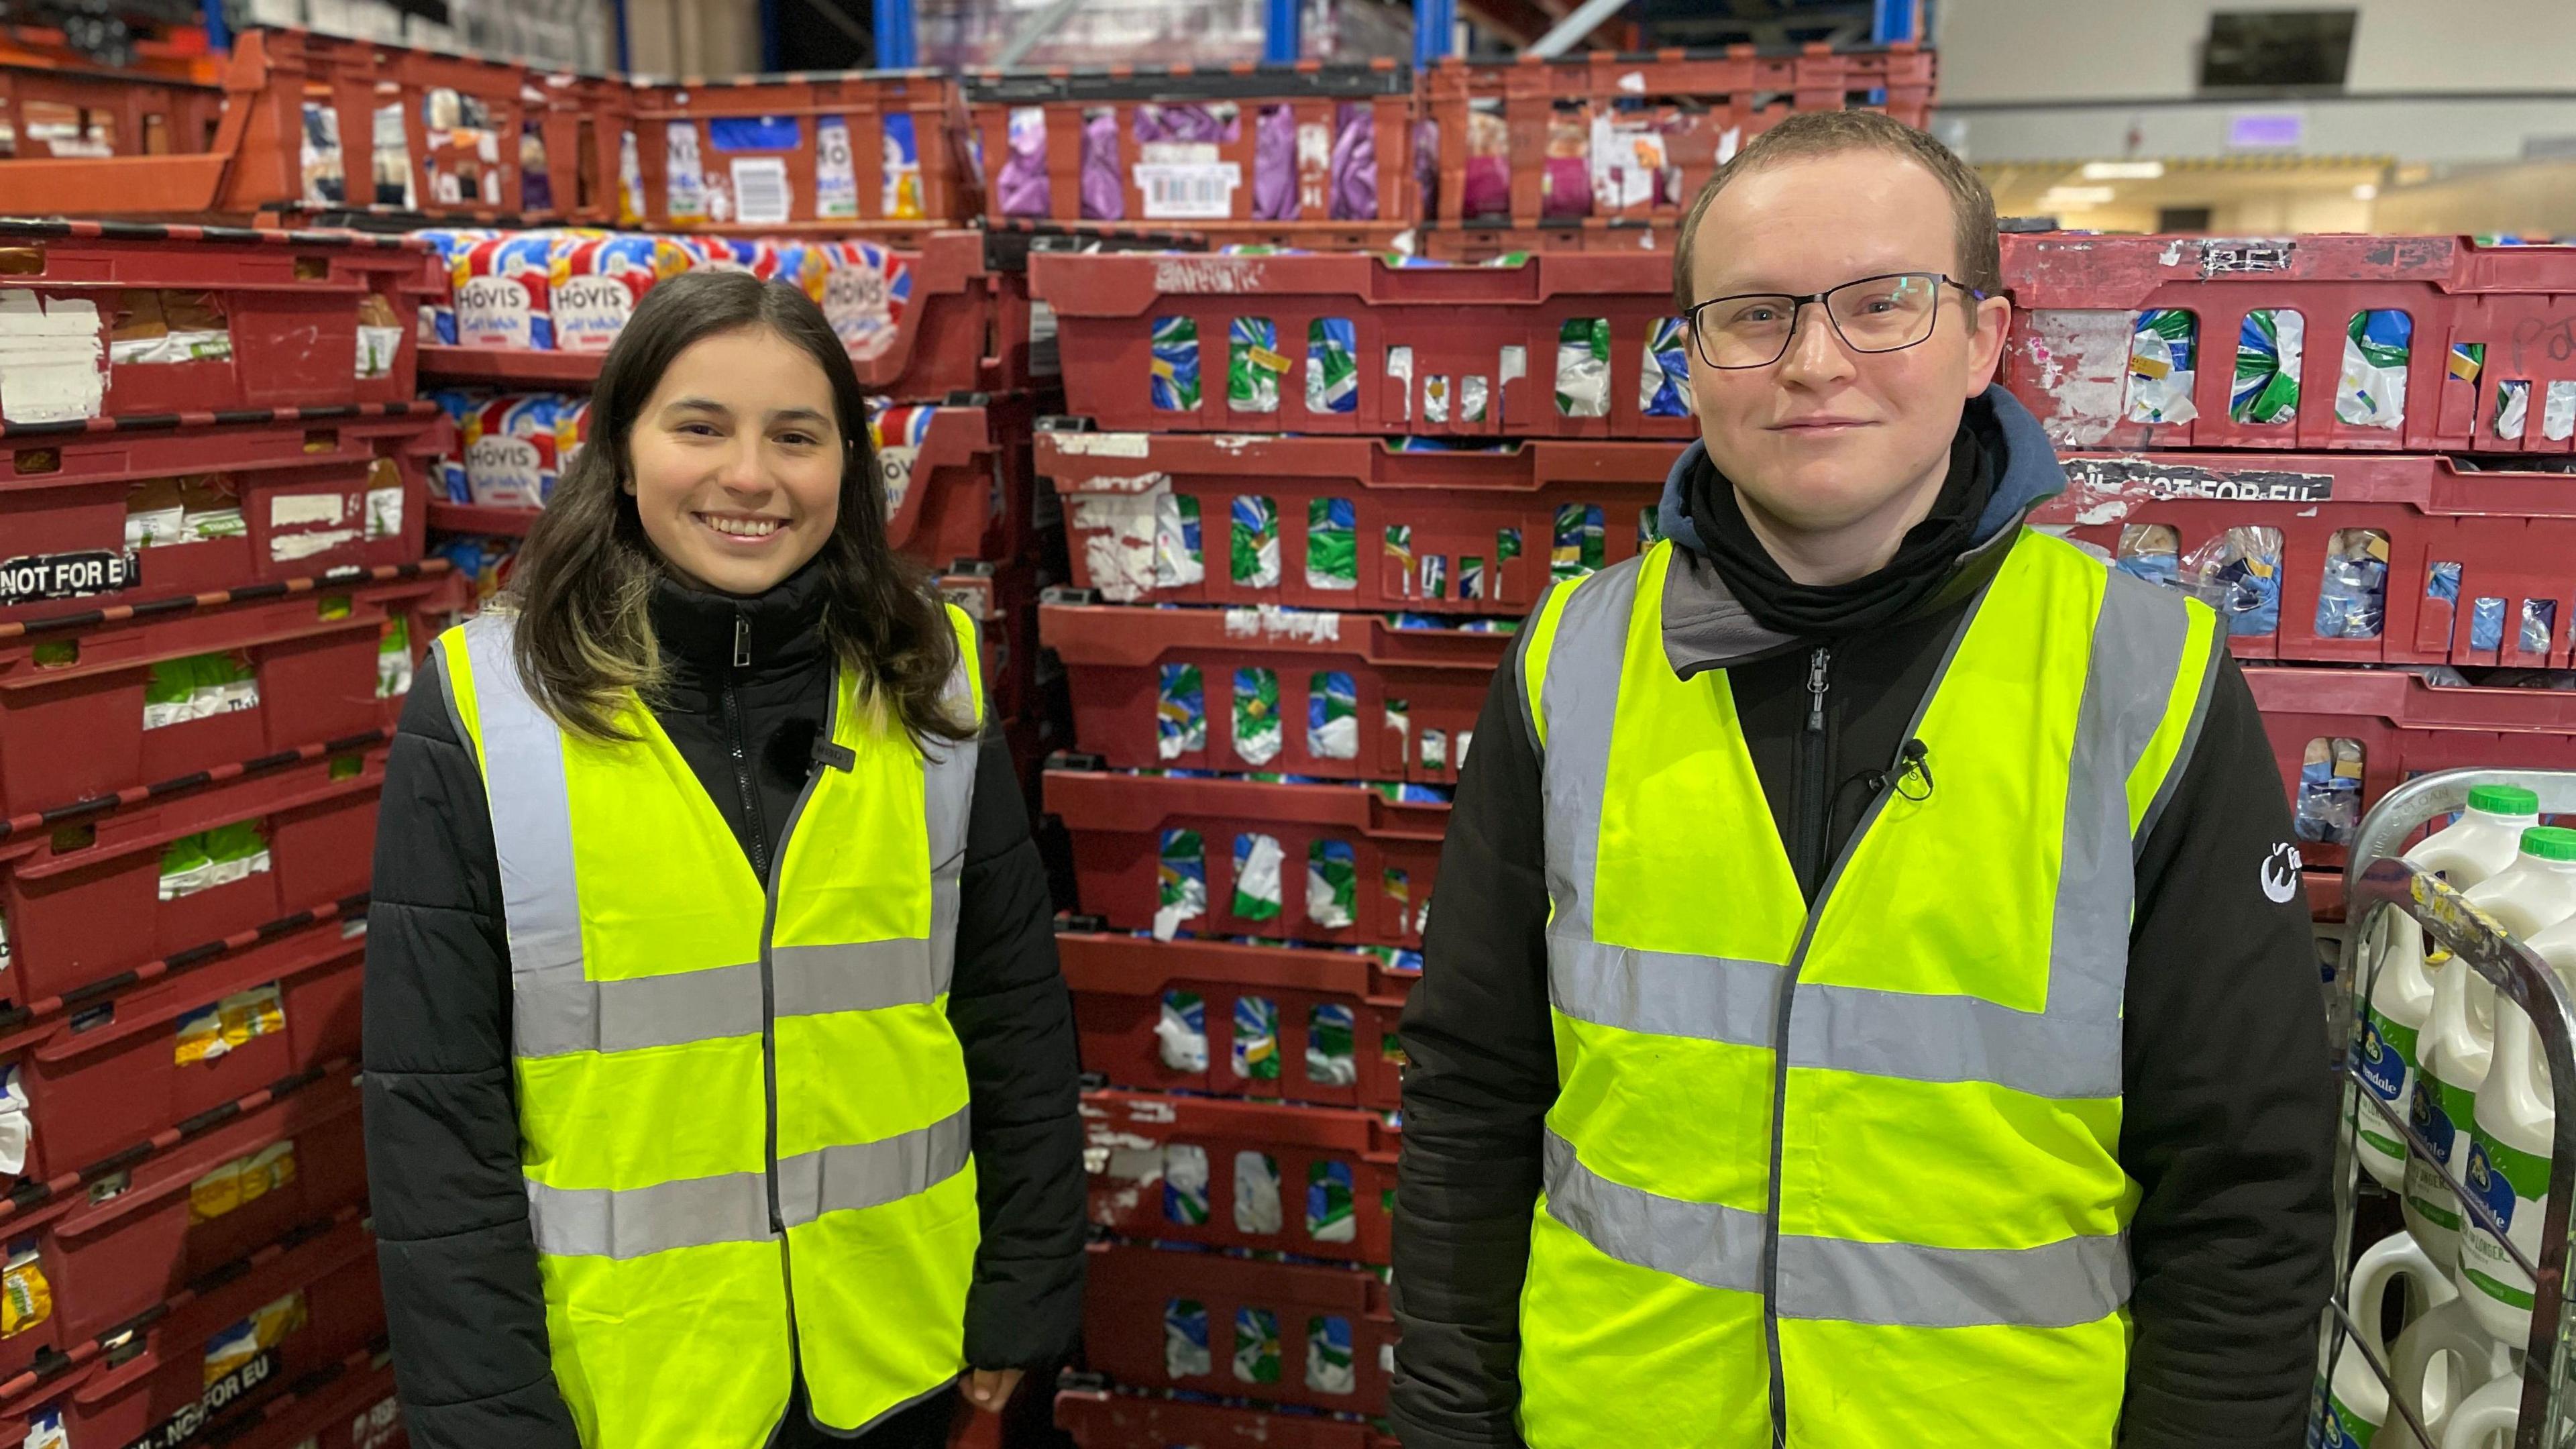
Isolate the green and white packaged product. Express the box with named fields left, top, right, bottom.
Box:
left=1165, top=1298, right=1213, bottom=1378
left=1384, top=699, right=1409, bottom=765
left=1163, top=1143, right=1211, bottom=1225
left=144, top=652, right=260, bottom=731
left=1459, top=374, right=1489, bottom=424
left=2496, top=379, right=2532, bottom=441
left=1234, top=1149, right=1283, bottom=1234
left=1383, top=525, right=1411, bottom=589
left=2334, top=309, right=2411, bottom=429
left=1233, top=668, right=1282, bottom=767
left=1307, top=1315, right=1356, bottom=1395
left=2125, top=309, right=2198, bottom=424
left=2229, top=309, right=2304, bottom=425
left=1384, top=866, right=1410, bottom=920
left=1232, top=993, right=1282, bottom=1080
left=160, top=833, right=218, bottom=901
left=1555, top=317, right=1611, bottom=417
left=1423, top=374, right=1450, bottom=425
left=1306, top=1002, right=1357, bottom=1085
left=2548, top=380, right=2576, bottom=442
left=1640, top=317, right=1690, bottom=417
left=1233, top=833, right=1285, bottom=922
left=1418, top=554, right=1447, bottom=599
left=1157, top=829, right=1208, bottom=941
left=1307, top=671, right=1358, bottom=761
left=1159, top=493, right=1206, bottom=588
left=1306, top=498, right=1357, bottom=590
left=1387, top=346, right=1413, bottom=422
left=1459, top=555, right=1485, bottom=600
left=1497, top=527, right=1523, bottom=572
left=1307, top=1159, right=1356, bottom=1242
left=1230, top=317, right=1288, bottom=413
left=1233, top=1307, right=1282, bottom=1385
left=1158, top=663, right=1207, bottom=760
left=1306, top=841, right=1357, bottom=930
left=376, top=618, right=413, bottom=699
left=1307, top=318, right=1358, bottom=414
left=1232, top=494, right=1281, bottom=588
left=1553, top=503, right=1605, bottom=580
left=1421, top=729, right=1448, bottom=772
left=1157, top=988, right=1208, bottom=1071
left=1151, top=317, right=1203, bottom=412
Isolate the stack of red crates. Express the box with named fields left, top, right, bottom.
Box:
left=1026, top=245, right=1689, bottom=1446
left=2000, top=231, right=2576, bottom=919
left=0, top=219, right=440, bottom=1446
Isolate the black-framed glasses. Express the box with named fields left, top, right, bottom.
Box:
left=1683, top=272, right=1989, bottom=370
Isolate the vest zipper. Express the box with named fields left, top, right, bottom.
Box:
left=1796, top=646, right=1832, bottom=895
left=724, top=610, right=779, bottom=1234
left=759, top=656, right=840, bottom=1397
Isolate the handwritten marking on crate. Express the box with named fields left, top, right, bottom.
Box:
left=1152, top=258, right=1271, bottom=295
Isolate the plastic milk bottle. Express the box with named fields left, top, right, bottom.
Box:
left=2457, top=835, right=2576, bottom=1345
left=2359, top=786, right=2542, bottom=1191
left=2317, top=1231, right=2455, bottom=1446
left=2406, top=826, right=2576, bottom=1269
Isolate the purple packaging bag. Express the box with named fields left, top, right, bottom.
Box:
left=1135, top=105, right=1238, bottom=145
left=1253, top=105, right=1297, bottom=221
left=998, top=106, right=1051, bottom=217
left=1081, top=110, right=1124, bottom=221
left=1542, top=155, right=1591, bottom=220
left=1328, top=103, right=1377, bottom=222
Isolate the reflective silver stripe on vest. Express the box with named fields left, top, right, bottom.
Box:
left=1542, top=556, right=2196, bottom=1099
left=461, top=615, right=586, bottom=985
left=514, top=941, right=953, bottom=1058
left=1547, top=1127, right=2131, bottom=1329
left=778, top=1103, right=973, bottom=1229
left=526, top=1108, right=972, bottom=1258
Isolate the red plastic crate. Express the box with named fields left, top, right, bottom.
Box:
left=5, top=906, right=366, bottom=1183
left=0, top=406, right=444, bottom=628
left=1419, top=44, right=1935, bottom=235
left=1055, top=1386, right=1394, bottom=1449
left=418, top=230, right=1012, bottom=402
left=1042, top=602, right=1507, bottom=784
left=16, top=1063, right=366, bottom=1356
left=0, top=741, right=386, bottom=1006
left=962, top=65, right=1416, bottom=242
left=885, top=393, right=1042, bottom=570
left=1030, top=250, right=1694, bottom=440
left=2000, top=233, right=2576, bottom=454
left=0, top=573, right=429, bottom=817
left=225, top=1353, right=402, bottom=1449
left=1046, top=769, right=1445, bottom=950
left=626, top=71, right=972, bottom=231
left=2037, top=450, right=2576, bottom=669
left=1083, top=1087, right=1399, bottom=1264
left=2247, top=666, right=2576, bottom=904
left=1061, top=933, right=1413, bottom=1113
left=942, top=561, right=1057, bottom=728
left=1081, top=1241, right=1395, bottom=1415
left=0, top=220, right=441, bottom=425
left=62, top=1212, right=384, bottom=1448
left=1040, top=429, right=1675, bottom=613
left=0, top=58, right=225, bottom=164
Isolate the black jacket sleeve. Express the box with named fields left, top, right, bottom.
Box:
left=363, top=651, right=583, bottom=1449
left=2118, top=653, right=2337, bottom=1449
left=949, top=734, right=1087, bottom=1370
left=1389, top=653, right=1553, bottom=1449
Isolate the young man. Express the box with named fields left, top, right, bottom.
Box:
left=1389, top=112, right=2334, bottom=1449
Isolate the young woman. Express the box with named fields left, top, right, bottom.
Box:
left=364, top=270, right=1083, bottom=1449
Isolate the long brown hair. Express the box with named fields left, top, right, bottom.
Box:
left=498, top=268, right=971, bottom=746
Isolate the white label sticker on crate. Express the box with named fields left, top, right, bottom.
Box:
left=1134, top=161, right=1242, bottom=220
left=731, top=158, right=792, bottom=226
left=0, top=549, right=138, bottom=607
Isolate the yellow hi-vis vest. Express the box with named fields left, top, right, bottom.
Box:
left=435, top=604, right=987, bottom=1448
left=1513, top=531, right=2220, bottom=1449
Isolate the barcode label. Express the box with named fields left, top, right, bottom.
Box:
left=1132, top=162, right=1241, bottom=220
left=731, top=158, right=792, bottom=225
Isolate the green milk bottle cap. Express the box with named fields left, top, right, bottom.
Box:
left=2520, top=826, right=2576, bottom=862
left=2469, top=784, right=2540, bottom=817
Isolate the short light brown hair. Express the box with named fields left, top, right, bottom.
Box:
left=1671, top=110, right=2002, bottom=314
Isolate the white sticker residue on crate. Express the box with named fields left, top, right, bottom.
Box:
left=272, top=494, right=347, bottom=529
left=1224, top=605, right=1341, bottom=644
left=731, top=158, right=792, bottom=227
left=273, top=529, right=360, bottom=561
left=0, top=292, right=105, bottom=425
left=1051, top=432, right=1152, bottom=459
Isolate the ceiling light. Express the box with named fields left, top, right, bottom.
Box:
left=2353, top=183, right=2379, bottom=200
left=2038, top=186, right=2118, bottom=207
left=2082, top=161, right=2166, bottom=180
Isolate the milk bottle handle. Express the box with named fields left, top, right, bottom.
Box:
left=2354, top=1232, right=2453, bottom=1360
left=2436, top=1374, right=2520, bottom=1449
left=2395, top=1299, right=2514, bottom=1443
